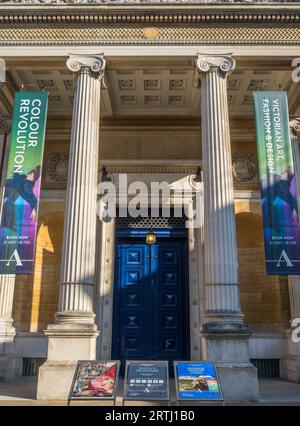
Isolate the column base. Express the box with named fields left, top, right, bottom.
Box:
left=36, top=323, right=99, bottom=400
left=281, top=329, right=300, bottom=383
left=201, top=322, right=259, bottom=402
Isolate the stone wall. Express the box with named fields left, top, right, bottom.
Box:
left=236, top=211, right=290, bottom=333
left=12, top=205, right=63, bottom=332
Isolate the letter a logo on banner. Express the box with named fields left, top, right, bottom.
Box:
left=277, top=250, right=293, bottom=267
left=0, top=92, right=48, bottom=275
left=253, top=91, right=300, bottom=275
left=6, top=250, right=23, bottom=267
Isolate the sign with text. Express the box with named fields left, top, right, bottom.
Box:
left=174, top=361, right=223, bottom=401
left=124, top=361, right=169, bottom=400
left=253, top=91, right=300, bottom=275
left=69, top=361, right=120, bottom=400
left=0, top=91, right=48, bottom=274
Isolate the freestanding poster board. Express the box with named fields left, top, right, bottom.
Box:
left=174, top=361, right=223, bottom=401
left=69, top=360, right=120, bottom=401
left=124, top=360, right=169, bottom=401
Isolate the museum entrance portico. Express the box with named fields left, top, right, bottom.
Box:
left=0, top=48, right=300, bottom=402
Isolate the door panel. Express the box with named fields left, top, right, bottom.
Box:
left=114, top=244, right=150, bottom=360
left=112, top=235, right=189, bottom=370
left=155, top=242, right=187, bottom=361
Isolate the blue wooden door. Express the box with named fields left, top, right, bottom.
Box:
left=112, top=234, right=190, bottom=370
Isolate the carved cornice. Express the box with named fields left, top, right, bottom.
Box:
left=0, top=4, right=300, bottom=47
left=0, top=4, right=300, bottom=26
left=1, top=0, right=297, bottom=3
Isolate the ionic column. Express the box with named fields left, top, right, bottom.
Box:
left=194, top=54, right=258, bottom=401
left=0, top=60, right=16, bottom=380
left=0, top=58, right=5, bottom=87
left=283, top=119, right=300, bottom=382
left=56, top=55, right=105, bottom=326
left=38, top=55, right=106, bottom=400
left=0, top=115, right=14, bottom=344
left=0, top=275, right=15, bottom=330
left=289, top=119, right=300, bottom=320
left=0, top=58, right=7, bottom=183
left=195, top=54, right=244, bottom=325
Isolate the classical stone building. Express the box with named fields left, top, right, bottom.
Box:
left=0, top=0, right=300, bottom=402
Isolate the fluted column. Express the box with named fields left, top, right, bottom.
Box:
left=0, top=114, right=14, bottom=335
left=0, top=62, right=16, bottom=379
left=55, top=55, right=105, bottom=326
left=0, top=113, right=14, bottom=339
left=0, top=115, right=15, bottom=335
left=195, top=54, right=244, bottom=327
left=282, top=119, right=300, bottom=382
left=289, top=118, right=300, bottom=321
left=195, top=54, right=258, bottom=401
left=0, top=275, right=15, bottom=328
left=0, top=58, right=5, bottom=87
left=193, top=54, right=258, bottom=402
left=38, top=55, right=106, bottom=400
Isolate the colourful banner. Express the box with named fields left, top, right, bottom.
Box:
left=0, top=92, right=48, bottom=274
left=253, top=91, right=300, bottom=275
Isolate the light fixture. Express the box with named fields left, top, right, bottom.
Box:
left=146, top=230, right=157, bottom=245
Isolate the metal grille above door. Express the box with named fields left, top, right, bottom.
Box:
left=116, top=209, right=187, bottom=229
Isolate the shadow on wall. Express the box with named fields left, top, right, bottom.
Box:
left=236, top=212, right=290, bottom=333
left=12, top=212, right=63, bottom=332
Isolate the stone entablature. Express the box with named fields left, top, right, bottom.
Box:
left=0, top=0, right=298, bottom=3
left=1, top=24, right=299, bottom=46
left=0, top=0, right=298, bottom=5
left=0, top=0, right=299, bottom=47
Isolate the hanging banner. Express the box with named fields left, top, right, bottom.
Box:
left=0, top=92, right=48, bottom=274
left=253, top=91, right=300, bottom=275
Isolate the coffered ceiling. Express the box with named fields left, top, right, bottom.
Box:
left=2, top=60, right=299, bottom=120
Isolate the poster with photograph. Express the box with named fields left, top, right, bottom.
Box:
left=174, top=361, right=223, bottom=401
left=69, top=361, right=120, bottom=400
left=124, top=361, right=169, bottom=400
left=253, top=91, right=300, bottom=275
left=0, top=92, right=48, bottom=274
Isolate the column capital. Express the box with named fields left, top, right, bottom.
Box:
left=290, top=118, right=300, bottom=136
left=66, top=54, right=106, bottom=79
left=0, top=58, right=5, bottom=87
left=0, top=113, right=11, bottom=135
left=194, top=53, right=235, bottom=86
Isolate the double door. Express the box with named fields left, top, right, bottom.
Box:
left=112, top=235, right=190, bottom=370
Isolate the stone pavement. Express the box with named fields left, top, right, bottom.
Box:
left=0, top=377, right=299, bottom=406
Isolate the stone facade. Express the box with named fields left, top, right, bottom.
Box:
left=0, top=0, right=300, bottom=402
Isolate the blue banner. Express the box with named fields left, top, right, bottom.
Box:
left=253, top=91, right=300, bottom=275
